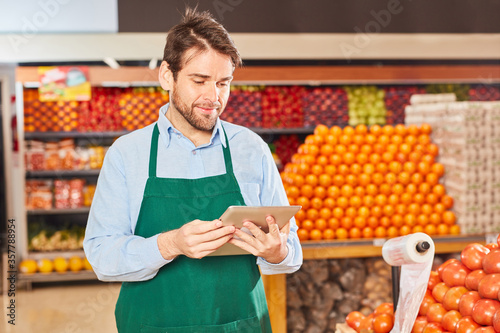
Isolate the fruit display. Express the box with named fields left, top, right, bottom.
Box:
left=273, top=134, right=301, bottom=170
left=118, top=87, right=169, bottom=131
left=345, top=86, right=387, bottom=126
left=221, top=85, right=263, bottom=127
left=80, top=87, right=123, bottom=132
left=19, top=255, right=93, bottom=274
left=469, top=85, right=500, bottom=102
left=282, top=123, right=459, bottom=241
left=24, top=86, right=168, bottom=133
left=261, top=86, right=305, bottom=128
left=384, top=86, right=426, bottom=125
left=405, top=99, right=500, bottom=234
left=426, top=84, right=470, bottom=101
left=24, top=89, right=79, bottom=132
left=345, top=235, right=500, bottom=333
left=26, top=178, right=94, bottom=210
left=301, top=86, right=349, bottom=128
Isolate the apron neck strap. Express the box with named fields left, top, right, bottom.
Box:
left=149, top=124, right=160, bottom=178
left=149, top=123, right=235, bottom=178
left=221, top=125, right=234, bottom=175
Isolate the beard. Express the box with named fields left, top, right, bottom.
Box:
left=170, top=87, right=223, bottom=131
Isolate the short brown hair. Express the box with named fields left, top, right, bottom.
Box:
left=163, top=7, right=242, bottom=80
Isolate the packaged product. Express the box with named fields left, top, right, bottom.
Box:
left=54, top=179, right=70, bottom=209
left=45, top=142, right=60, bottom=170
left=25, top=140, right=45, bottom=171
left=59, top=138, right=76, bottom=170
left=26, top=179, right=53, bottom=209
left=69, top=179, right=85, bottom=208
left=83, top=184, right=96, bottom=207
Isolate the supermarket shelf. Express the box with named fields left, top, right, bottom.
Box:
left=25, top=128, right=314, bottom=139
left=250, top=127, right=315, bottom=135
left=300, top=234, right=487, bottom=260
left=26, top=169, right=100, bottom=177
left=27, top=207, right=90, bottom=215
left=27, top=250, right=85, bottom=260
left=25, top=131, right=129, bottom=140
left=18, top=270, right=97, bottom=283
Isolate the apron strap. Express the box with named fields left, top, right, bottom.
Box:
left=221, top=125, right=234, bottom=175
left=149, top=122, right=235, bottom=178
left=149, top=123, right=160, bottom=178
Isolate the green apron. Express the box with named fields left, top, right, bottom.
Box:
left=115, top=124, right=272, bottom=333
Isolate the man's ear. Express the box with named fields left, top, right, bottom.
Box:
left=159, top=61, right=173, bottom=91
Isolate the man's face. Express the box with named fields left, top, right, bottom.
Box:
left=169, top=48, right=234, bottom=131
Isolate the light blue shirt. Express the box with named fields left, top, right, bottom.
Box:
left=83, top=104, right=303, bottom=281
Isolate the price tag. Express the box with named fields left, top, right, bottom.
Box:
left=485, top=233, right=498, bottom=245
left=373, top=238, right=387, bottom=247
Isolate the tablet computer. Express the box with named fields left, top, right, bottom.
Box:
left=208, top=205, right=302, bottom=256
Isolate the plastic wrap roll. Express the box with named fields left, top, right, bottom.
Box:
left=382, top=233, right=435, bottom=333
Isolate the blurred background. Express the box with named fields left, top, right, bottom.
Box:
left=0, top=1, right=499, bottom=333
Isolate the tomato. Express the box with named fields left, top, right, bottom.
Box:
left=456, top=316, right=481, bottom=333
left=359, top=313, right=374, bottom=331
left=433, top=282, right=451, bottom=303
left=483, top=249, right=500, bottom=274
left=486, top=243, right=499, bottom=251
left=412, top=316, right=429, bottom=333
left=428, top=271, right=442, bottom=290
left=438, top=259, right=460, bottom=280
left=465, top=270, right=487, bottom=291
left=346, top=311, right=365, bottom=331
left=478, top=274, right=500, bottom=300
left=427, top=303, right=447, bottom=323
left=459, top=291, right=482, bottom=317
left=374, top=303, right=394, bottom=316
left=461, top=243, right=490, bottom=271
left=442, top=261, right=471, bottom=287
left=492, top=308, right=500, bottom=332
left=442, top=310, right=463, bottom=332
left=498, top=233, right=500, bottom=247
left=422, top=322, right=445, bottom=333
left=373, top=313, right=394, bottom=333
left=472, top=299, right=500, bottom=326
left=472, top=327, right=496, bottom=333
left=420, top=292, right=437, bottom=316
left=443, top=286, right=469, bottom=311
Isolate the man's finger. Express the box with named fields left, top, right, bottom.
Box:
left=265, top=215, right=280, bottom=236
left=188, top=219, right=224, bottom=234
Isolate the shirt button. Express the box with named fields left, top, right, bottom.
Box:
left=177, top=134, right=181, bottom=139
left=192, top=151, right=196, bottom=155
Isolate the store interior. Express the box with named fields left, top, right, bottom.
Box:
left=1, top=1, right=500, bottom=333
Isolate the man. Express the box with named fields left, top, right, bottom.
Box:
left=83, top=7, right=302, bottom=333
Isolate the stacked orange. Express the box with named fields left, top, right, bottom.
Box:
left=281, top=123, right=459, bottom=241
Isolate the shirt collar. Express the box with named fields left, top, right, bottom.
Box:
left=157, top=103, right=227, bottom=148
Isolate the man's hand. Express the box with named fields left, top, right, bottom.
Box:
left=228, top=215, right=290, bottom=264
left=157, top=220, right=235, bottom=260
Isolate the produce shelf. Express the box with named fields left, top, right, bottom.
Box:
left=25, top=131, right=129, bottom=140
left=18, top=270, right=97, bottom=283
left=300, top=234, right=487, bottom=260
left=27, top=250, right=86, bottom=260
left=27, top=207, right=90, bottom=215
left=26, top=169, right=100, bottom=178
left=250, top=127, right=315, bottom=135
